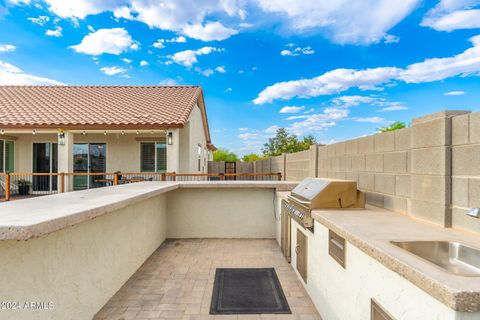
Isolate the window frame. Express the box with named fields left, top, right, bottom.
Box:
left=0, top=139, right=15, bottom=173
left=140, top=141, right=167, bottom=173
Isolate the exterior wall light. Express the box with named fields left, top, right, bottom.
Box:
left=57, top=129, right=65, bottom=145
left=1, top=129, right=4, bottom=135
left=32, top=129, right=36, bottom=135
left=167, top=132, right=173, bottom=145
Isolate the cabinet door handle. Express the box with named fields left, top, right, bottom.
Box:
left=295, top=244, right=300, bottom=254
left=330, top=238, right=344, bottom=251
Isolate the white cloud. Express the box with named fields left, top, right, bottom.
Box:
left=0, top=44, right=16, bottom=52
left=0, top=60, right=62, bottom=85
left=159, top=78, right=180, bottom=86
left=265, top=125, right=280, bottom=134
left=215, top=66, right=226, bottom=73
left=279, top=106, right=305, bottom=113
left=153, top=36, right=187, bottom=50
left=168, top=46, right=223, bottom=67
left=153, top=40, right=165, bottom=49
left=225, top=87, right=233, bottom=92
left=197, top=67, right=214, bottom=77
left=70, top=28, right=137, bottom=56
left=399, top=34, right=480, bottom=83
left=182, top=22, right=238, bottom=41
left=100, top=66, right=127, bottom=75
left=75, top=0, right=239, bottom=41
left=280, top=45, right=314, bottom=56
left=40, top=0, right=118, bottom=19
left=256, top=0, right=420, bottom=44
left=444, top=90, right=466, bottom=95
left=8, top=0, right=31, bottom=4
left=45, top=26, right=63, bottom=37
left=285, top=115, right=309, bottom=120
left=332, top=95, right=376, bottom=107
left=12, top=0, right=418, bottom=45
left=383, top=34, right=400, bottom=43
left=377, top=105, right=409, bottom=112
left=255, top=34, right=480, bottom=104
left=354, top=116, right=388, bottom=123
left=27, top=15, right=49, bottom=26
left=113, top=6, right=133, bottom=20
left=254, top=67, right=401, bottom=104
left=289, top=107, right=348, bottom=136
left=139, top=60, right=149, bottom=66
left=122, top=58, right=132, bottom=63
left=171, top=36, right=187, bottom=43
left=422, top=1, right=480, bottom=31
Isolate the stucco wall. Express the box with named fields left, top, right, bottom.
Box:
left=13, top=133, right=165, bottom=173
left=290, top=221, right=479, bottom=320
left=186, top=104, right=208, bottom=173
left=0, top=194, right=167, bottom=320
left=166, top=188, right=276, bottom=238
left=10, top=106, right=209, bottom=175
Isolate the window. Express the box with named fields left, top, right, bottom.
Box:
left=0, top=140, right=14, bottom=173
left=197, top=144, right=202, bottom=171
left=141, top=142, right=167, bottom=172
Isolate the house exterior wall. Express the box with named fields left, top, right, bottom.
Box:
left=9, top=105, right=209, bottom=174
left=14, top=133, right=165, bottom=173
left=187, top=104, right=208, bottom=173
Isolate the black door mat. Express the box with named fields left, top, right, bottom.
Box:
left=210, top=268, right=291, bottom=314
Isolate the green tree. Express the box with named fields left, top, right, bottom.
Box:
left=262, top=128, right=317, bottom=157
left=242, top=153, right=265, bottom=162
left=213, top=148, right=239, bottom=162
left=377, top=121, right=406, bottom=133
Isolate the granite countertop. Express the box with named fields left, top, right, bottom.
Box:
left=312, top=207, right=480, bottom=312
left=0, top=181, right=297, bottom=241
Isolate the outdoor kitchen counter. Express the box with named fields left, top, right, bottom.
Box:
left=312, top=206, right=480, bottom=312
left=0, top=181, right=297, bottom=241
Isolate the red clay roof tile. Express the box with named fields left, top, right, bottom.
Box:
left=0, top=85, right=203, bottom=130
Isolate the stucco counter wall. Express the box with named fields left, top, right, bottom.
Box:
left=0, top=194, right=167, bottom=320
left=0, top=181, right=296, bottom=320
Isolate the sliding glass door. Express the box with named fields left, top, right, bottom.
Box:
left=89, top=143, right=107, bottom=188
left=73, top=143, right=106, bottom=190
left=32, top=143, right=57, bottom=192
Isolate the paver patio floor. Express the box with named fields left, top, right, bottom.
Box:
left=94, top=239, right=321, bottom=320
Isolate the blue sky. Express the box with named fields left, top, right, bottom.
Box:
left=1, top=0, right=480, bottom=155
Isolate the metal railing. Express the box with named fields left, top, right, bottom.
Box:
left=0, top=172, right=282, bottom=201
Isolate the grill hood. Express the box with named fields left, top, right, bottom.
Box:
left=290, top=178, right=364, bottom=209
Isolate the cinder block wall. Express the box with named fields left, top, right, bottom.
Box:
left=451, top=111, right=480, bottom=233
left=271, top=154, right=286, bottom=179
left=264, top=110, right=480, bottom=234
left=285, top=146, right=317, bottom=181
left=317, top=128, right=410, bottom=214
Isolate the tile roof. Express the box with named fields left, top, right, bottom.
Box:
left=0, top=86, right=205, bottom=130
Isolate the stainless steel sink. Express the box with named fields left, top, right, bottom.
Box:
left=391, top=241, right=480, bottom=277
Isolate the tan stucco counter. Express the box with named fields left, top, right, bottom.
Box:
left=312, top=206, right=480, bottom=312
left=0, top=181, right=297, bottom=241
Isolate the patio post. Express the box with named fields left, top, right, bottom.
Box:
left=5, top=173, right=10, bottom=201
left=57, top=131, right=74, bottom=192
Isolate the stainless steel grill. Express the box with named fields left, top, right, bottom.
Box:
left=283, top=178, right=365, bottom=231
